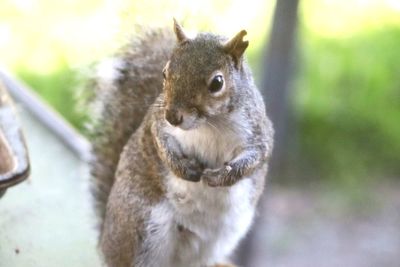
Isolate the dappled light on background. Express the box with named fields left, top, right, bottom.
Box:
left=0, top=0, right=273, bottom=130
left=293, top=0, right=400, bottom=183
left=303, top=0, right=400, bottom=38
left=0, top=0, right=273, bottom=75
left=0, top=0, right=122, bottom=73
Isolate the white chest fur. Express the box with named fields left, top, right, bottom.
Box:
left=144, top=120, right=257, bottom=267
left=149, top=176, right=256, bottom=267
left=167, top=115, right=249, bottom=168
left=175, top=176, right=254, bottom=249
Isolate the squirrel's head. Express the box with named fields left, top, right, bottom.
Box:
left=162, top=19, right=250, bottom=130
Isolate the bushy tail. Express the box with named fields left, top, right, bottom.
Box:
left=88, top=28, right=174, bottom=223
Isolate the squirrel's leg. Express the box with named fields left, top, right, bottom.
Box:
left=152, top=122, right=204, bottom=181
left=203, top=147, right=265, bottom=187
left=101, top=179, right=177, bottom=267
left=100, top=180, right=142, bottom=267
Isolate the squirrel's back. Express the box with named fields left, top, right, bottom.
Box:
left=89, top=28, right=175, bottom=222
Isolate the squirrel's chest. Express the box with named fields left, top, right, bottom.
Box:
left=166, top=176, right=255, bottom=228
left=161, top=175, right=256, bottom=264
left=168, top=124, right=243, bottom=168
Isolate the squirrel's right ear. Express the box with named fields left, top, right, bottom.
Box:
left=173, top=18, right=189, bottom=44
left=223, top=30, right=249, bottom=68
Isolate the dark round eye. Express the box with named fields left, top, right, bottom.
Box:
left=209, top=75, right=224, bottom=93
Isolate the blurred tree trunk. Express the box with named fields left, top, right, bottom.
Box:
left=235, top=0, right=300, bottom=266
left=263, top=0, right=300, bottom=173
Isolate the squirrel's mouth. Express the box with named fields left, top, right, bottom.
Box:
left=165, top=115, right=205, bottom=131
left=173, top=117, right=202, bottom=131
left=165, top=108, right=205, bottom=131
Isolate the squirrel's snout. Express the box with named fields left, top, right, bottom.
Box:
left=165, top=109, right=183, bottom=126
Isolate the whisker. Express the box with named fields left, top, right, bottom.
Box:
left=206, top=120, right=223, bottom=137
left=209, top=116, right=238, bottom=135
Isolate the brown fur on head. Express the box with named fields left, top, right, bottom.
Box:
left=162, top=20, right=251, bottom=130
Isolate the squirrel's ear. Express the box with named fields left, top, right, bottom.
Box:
left=223, top=30, right=249, bottom=68
left=173, top=18, right=189, bottom=44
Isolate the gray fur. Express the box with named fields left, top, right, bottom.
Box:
left=89, top=22, right=273, bottom=267
left=89, top=28, right=175, bottom=225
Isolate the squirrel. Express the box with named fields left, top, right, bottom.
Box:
left=89, top=19, right=273, bottom=267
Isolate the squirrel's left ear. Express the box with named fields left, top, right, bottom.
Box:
left=223, top=30, right=249, bottom=68
left=173, top=18, right=189, bottom=44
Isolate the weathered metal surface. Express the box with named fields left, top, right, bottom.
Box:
left=0, top=73, right=100, bottom=266
left=0, top=69, right=91, bottom=161
left=0, top=81, right=30, bottom=195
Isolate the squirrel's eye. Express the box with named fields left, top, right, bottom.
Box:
left=209, top=75, right=224, bottom=93
left=162, top=69, right=167, bottom=79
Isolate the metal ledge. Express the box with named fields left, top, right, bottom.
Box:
left=0, top=68, right=91, bottom=162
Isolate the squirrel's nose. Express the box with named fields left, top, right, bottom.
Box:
left=165, top=109, right=183, bottom=126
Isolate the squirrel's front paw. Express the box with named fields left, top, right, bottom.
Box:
left=202, top=165, right=233, bottom=187
left=179, top=158, right=204, bottom=182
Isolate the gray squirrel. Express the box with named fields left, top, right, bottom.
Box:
left=89, top=19, right=274, bottom=267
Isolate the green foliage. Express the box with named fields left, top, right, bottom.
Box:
left=16, top=65, right=87, bottom=131
left=295, top=26, right=400, bottom=181
left=0, top=0, right=271, bottom=132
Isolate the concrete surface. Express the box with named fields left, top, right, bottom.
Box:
left=240, top=182, right=400, bottom=267
left=0, top=106, right=101, bottom=267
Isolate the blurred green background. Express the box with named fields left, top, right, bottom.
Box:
left=1, top=0, right=399, bottom=184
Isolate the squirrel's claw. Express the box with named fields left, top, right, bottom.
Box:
left=202, top=165, right=233, bottom=187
